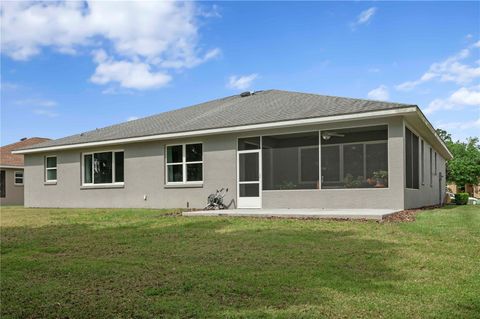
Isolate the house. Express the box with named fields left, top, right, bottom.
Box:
left=448, top=183, right=480, bottom=199
left=13, top=90, right=452, bottom=210
left=1, top=137, right=50, bottom=206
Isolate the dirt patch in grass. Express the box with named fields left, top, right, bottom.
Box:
left=383, top=205, right=444, bottom=223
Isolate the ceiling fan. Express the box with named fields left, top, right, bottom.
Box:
left=321, top=132, right=345, bottom=140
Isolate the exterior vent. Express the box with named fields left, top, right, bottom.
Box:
left=20, top=137, right=27, bottom=141
left=240, top=91, right=251, bottom=97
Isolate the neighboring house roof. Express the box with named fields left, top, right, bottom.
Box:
left=0, top=137, right=51, bottom=167
left=16, top=90, right=414, bottom=150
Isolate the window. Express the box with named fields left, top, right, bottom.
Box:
left=0, top=170, right=5, bottom=198
left=321, top=125, right=388, bottom=189
left=14, top=171, right=24, bottom=185
left=238, top=137, right=260, bottom=151
left=262, top=132, right=319, bottom=190
left=405, top=128, right=419, bottom=189
left=434, top=152, right=437, bottom=175
left=421, top=140, right=425, bottom=185
left=430, top=147, right=433, bottom=187
left=45, top=156, right=57, bottom=182
left=166, top=143, right=203, bottom=184
left=83, top=151, right=124, bottom=185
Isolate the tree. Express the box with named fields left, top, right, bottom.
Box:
left=436, top=129, right=452, bottom=143
left=436, top=129, right=480, bottom=190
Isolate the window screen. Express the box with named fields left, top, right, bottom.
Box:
left=405, top=128, right=419, bottom=189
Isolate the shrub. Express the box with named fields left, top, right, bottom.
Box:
left=454, top=193, right=469, bottom=205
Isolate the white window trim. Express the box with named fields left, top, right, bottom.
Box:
left=14, top=171, right=24, bottom=185
left=165, top=143, right=203, bottom=185
left=81, top=150, right=124, bottom=186
left=45, top=155, right=57, bottom=183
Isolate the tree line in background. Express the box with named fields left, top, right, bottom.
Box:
left=436, top=129, right=480, bottom=191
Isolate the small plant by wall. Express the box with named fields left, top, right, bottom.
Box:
left=454, top=193, right=469, bottom=205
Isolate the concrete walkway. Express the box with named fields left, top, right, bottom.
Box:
left=182, top=208, right=401, bottom=220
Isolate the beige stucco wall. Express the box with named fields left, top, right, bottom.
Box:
left=403, top=121, right=447, bottom=209
left=24, top=135, right=238, bottom=209
left=0, top=168, right=24, bottom=206
left=24, top=115, right=444, bottom=210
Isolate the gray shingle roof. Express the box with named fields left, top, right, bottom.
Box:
left=18, top=90, right=414, bottom=151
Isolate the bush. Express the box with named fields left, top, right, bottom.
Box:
left=454, top=193, right=469, bottom=205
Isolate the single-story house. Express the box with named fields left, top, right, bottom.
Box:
left=13, top=90, right=452, bottom=210
left=1, top=137, right=50, bottom=206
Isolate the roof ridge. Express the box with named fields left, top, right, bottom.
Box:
left=269, top=89, right=414, bottom=106
left=1, top=137, right=50, bottom=149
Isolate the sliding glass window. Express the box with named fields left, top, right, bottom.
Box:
left=262, top=132, right=319, bottom=190
left=83, top=151, right=124, bottom=185
left=321, top=125, right=388, bottom=189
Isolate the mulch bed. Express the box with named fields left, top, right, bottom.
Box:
left=382, top=205, right=443, bottom=223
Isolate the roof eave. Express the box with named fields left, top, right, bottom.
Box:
left=0, top=165, right=24, bottom=169
left=414, top=108, right=453, bottom=160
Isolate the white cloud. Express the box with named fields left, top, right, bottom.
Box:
left=227, top=74, right=258, bottom=90
left=1, top=1, right=220, bottom=90
left=15, top=99, right=57, bottom=107
left=14, top=98, right=59, bottom=117
left=396, top=45, right=480, bottom=91
left=127, top=116, right=139, bottom=121
left=357, top=7, right=377, bottom=24
left=90, top=50, right=171, bottom=90
left=367, top=85, right=389, bottom=101
left=197, top=4, right=221, bottom=18
left=435, top=117, right=480, bottom=141
left=351, top=7, right=377, bottom=29
left=424, top=98, right=455, bottom=115
left=1, top=81, right=19, bottom=91
left=449, top=87, right=480, bottom=105
left=33, top=109, right=59, bottom=118
left=423, top=86, right=480, bottom=114
left=436, top=118, right=480, bottom=131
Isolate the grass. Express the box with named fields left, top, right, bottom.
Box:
left=1, top=205, right=479, bottom=318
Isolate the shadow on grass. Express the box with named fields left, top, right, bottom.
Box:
left=0, top=218, right=412, bottom=318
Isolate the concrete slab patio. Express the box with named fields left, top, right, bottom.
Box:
left=182, top=208, right=401, bottom=220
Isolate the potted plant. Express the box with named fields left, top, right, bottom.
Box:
left=367, top=177, right=377, bottom=186
left=344, top=174, right=363, bottom=188
left=344, top=174, right=354, bottom=188
left=373, top=170, right=388, bottom=188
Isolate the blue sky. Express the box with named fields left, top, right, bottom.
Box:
left=1, top=1, right=479, bottom=145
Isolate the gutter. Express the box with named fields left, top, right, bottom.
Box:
left=0, top=165, right=24, bottom=169
left=414, top=108, right=453, bottom=160
left=13, top=107, right=420, bottom=154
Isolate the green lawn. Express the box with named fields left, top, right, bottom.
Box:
left=1, top=206, right=479, bottom=318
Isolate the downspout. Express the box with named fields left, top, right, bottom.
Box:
left=439, top=172, right=443, bottom=206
